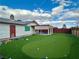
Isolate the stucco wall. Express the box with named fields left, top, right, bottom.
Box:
left=35, top=26, right=49, bottom=30
left=0, top=24, right=34, bottom=40
left=16, top=25, right=33, bottom=37
left=0, top=24, right=10, bottom=39
left=50, top=28, right=53, bottom=34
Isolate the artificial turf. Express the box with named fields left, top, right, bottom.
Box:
left=0, top=33, right=79, bottom=59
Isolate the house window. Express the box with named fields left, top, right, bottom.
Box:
left=25, top=26, right=30, bottom=31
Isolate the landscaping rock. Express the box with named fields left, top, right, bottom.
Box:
left=0, top=55, right=4, bottom=59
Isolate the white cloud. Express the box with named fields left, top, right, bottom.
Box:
left=51, top=0, right=78, bottom=7
left=66, top=11, right=79, bottom=17
left=0, top=5, right=78, bottom=28
left=0, top=5, right=8, bottom=10
left=58, top=11, right=79, bottom=20
left=0, top=5, right=51, bottom=20
left=51, top=5, right=64, bottom=15
left=0, top=5, right=66, bottom=21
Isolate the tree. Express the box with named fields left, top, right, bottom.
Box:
left=63, top=24, right=66, bottom=28
left=76, top=20, right=79, bottom=28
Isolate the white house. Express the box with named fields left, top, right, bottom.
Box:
left=35, top=25, right=53, bottom=35
left=0, top=15, right=33, bottom=41
left=0, top=15, right=53, bottom=41
left=27, top=21, right=53, bottom=35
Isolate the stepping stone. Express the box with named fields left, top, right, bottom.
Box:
left=8, top=57, right=12, bottom=59
left=64, top=54, right=67, bottom=57
left=45, top=56, right=48, bottom=59
left=26, top=38, right=29, bottom=40
left=37, top=48, right=39, bottom=51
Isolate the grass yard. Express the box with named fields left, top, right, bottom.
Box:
left=0, top=33, right=79, bottom=59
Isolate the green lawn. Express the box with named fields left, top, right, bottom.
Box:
left=0, top=33, right=79, bottom=59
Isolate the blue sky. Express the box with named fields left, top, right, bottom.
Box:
left=0, top=0, right=57, bottom=11
left=0, top=0, right=79, bottom=11
left=0, top=0, right=79, bottom=28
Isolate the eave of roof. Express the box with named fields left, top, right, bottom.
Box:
left=0, top=18, right=32, bottom=25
